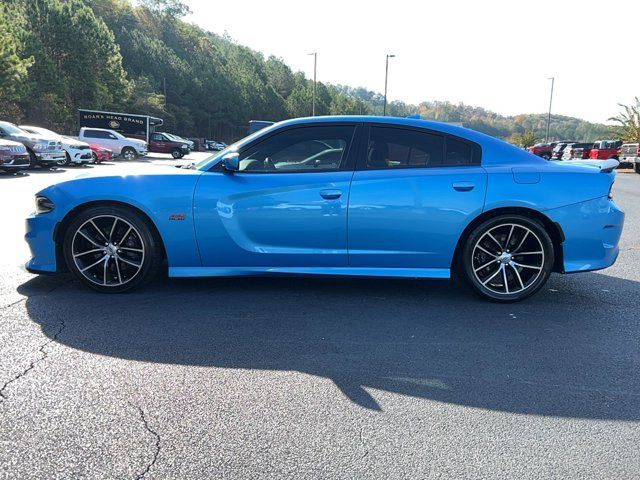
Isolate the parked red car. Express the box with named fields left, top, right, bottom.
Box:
left=529, top=142, right=554, bottom=159
left=89, top=145, right=112, bottom=163
left=589, top=140, right=621, bottom=160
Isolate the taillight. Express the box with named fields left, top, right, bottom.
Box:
left=637, top=146, right=640, bottom=156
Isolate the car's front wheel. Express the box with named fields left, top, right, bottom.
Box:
left=462, top=215, right=554, bottom=302
left=171, top=149, right=183, bottom=159
left=63, top=205, right=163, bottom=293
left=57, top=153, right=71, bottom=166
left=121, top=147, right=137, bottom=161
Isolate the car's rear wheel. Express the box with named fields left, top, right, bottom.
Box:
left=635, top=163, right=640, bottom=174
left=462, top=215, right=554, bottom=302
left=121, top=147, right=137, bottom=161
left=63, top=205, right=163, bottom=293
left=57, top=153, right=71, bottom=166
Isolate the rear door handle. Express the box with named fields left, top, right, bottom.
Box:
left=453, top=182, right=475, bottom=192
left=320, top=189, right=342, bottom=200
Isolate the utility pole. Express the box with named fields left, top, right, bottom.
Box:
left=545, top=77, right=554, bottom=142
left=308, top=52, right=317, bottom=116
left=383, top=54, right=395, bottom=116
left=163, top=77, right=167, bottom=107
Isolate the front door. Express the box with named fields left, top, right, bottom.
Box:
left=347, top=125, right=487, bottom=272
left=194, top=124, right=359, bottom=268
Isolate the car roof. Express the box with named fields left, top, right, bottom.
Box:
left=262, top=116, right=542, bottom=167
left=200, top=116, right=543, bottom=170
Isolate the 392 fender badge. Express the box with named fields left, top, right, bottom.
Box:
left=169, top=213, right=186, bottom=221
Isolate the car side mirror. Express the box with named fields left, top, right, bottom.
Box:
left=221, top=152, right=239, bottom=172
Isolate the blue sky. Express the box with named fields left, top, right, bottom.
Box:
left=186, top=0, right=638, bottom=123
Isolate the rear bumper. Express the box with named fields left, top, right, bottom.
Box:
left=620, top=156, right=640, bottom=164
left=546, top=196, right=624, bottom=273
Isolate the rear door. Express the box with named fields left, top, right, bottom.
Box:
left=347, top=124, right=487, bottom=272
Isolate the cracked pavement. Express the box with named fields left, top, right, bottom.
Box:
left=0, top=160, right=639, bottom=478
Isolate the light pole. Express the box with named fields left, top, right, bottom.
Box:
left=383, top=54, right=395, bottom=116
left=308, top=52, right=317, bottom=116
left=545, top=77, right=554, bottom=142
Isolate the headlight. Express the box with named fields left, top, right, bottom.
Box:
left=35, top=195, right=55, bottom=214
left=33, top=142, right=48, bottom=151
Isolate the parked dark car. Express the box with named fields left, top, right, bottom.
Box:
left=148, top=132, right=189, bottom=159
left=564, top=142, right=593, bottom=160
left=204, top=139, right=227, bottom=151
left=0, top=121, right=66, bottom=168
left=0, top=139, right=30, bottom=172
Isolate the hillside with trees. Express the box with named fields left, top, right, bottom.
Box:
left=0, top=0, right=621, bottom=142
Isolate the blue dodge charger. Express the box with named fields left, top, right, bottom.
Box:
left=25, top=116, right=624, bottom=302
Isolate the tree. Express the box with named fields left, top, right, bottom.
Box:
left=507, top=131, right=538, bottom=148
left=0, top=3, right=32, bottom=120
left=139, top=0, right=191, bottom=18
left=610, top=98, right=640, bottom=143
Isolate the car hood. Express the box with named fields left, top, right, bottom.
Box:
left=9, top=132, right=54, bottom=143
left=0, top=138, right=26, bottom=148
left=61, top=136, right=90, bottom=148
left=126, top=138, right=147, bottom=146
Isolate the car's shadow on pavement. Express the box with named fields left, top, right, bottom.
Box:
left=18, top=272, right=640, bottom=418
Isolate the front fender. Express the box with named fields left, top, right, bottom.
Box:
left=34, top=170, right=203, bottom=269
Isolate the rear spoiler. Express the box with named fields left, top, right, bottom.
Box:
left=598, top=159, right=619, bottom=173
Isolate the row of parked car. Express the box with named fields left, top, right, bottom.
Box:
left=0, top=121, right=198, bottom=173
left=529, top=139, right=640, bottom=173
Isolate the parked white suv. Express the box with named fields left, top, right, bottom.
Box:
left=620, top=143, right=640, bottom=173
left=78, top=127, right=148, bottom=160
left=20, top=125, right=93, bottom=166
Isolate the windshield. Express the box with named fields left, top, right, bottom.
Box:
left=24, top=126, right=57, bottom=137
left=0, top=122, right=27, bottom=135
left=195, top=125, right=279, bottom=170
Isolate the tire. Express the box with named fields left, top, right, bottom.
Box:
left=121, top=147, right=137, bottom=161
left=171, top=149, right=183, bottom=159
left=27, top=150, right=38, bottom=170
left=542, top=154, right=551, bottom=160
left=57, top=152, right=71, bottom=166
left=63, top=205, right=163, bottom=293
left=461, top=214, right=554, bottom=302
left=635, top=163, right=640, bottom=174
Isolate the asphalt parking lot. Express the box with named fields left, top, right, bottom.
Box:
left=1, top=157, right=639, bottom=479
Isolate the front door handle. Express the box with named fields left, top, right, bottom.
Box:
left=453, top=182, right=475, bottom=192
left=320, top=189, right=342, bottom=200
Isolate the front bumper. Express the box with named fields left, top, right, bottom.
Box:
left=66, top=147, right=93, bottom=164
left=25, top=211, right=59, bottom=273
left=546, top=196, right=624, bottom=273
left=36, top=151, right=66, bottom=164
left=0, top=154, right=30, bottom=170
